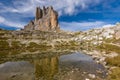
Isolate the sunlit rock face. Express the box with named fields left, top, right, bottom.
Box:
left=115, top=31, right=120, bottom=39
left=24, top=6, right=60, bottom=32
left=115, top=24, right=120, bottom=39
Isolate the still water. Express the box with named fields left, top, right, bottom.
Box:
left=0, top=52, right=107, bottom=80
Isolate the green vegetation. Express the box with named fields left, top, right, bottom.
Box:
left=11, top=41, right=21, bottom=49
left=0, top=40, right=25, bottom=55
left=107, top=67, right=120, bottom=80
left=27, top=42, right=40, bottom=48
left=69, top=40, right=79, bottom=46
left=54, top=40, right=81, bottom=51
left=95, top=38, right=120, bottom=80
left=0, top=40, right=9, bottom=50
left=98, top=42, right=120, bottom=80
left=106, top=56, right=120, bottom=67
left=27, top=42, right=52, bottom=52
left=73, top=31, right=82, bottom=36
left=105, top=47, right=120, bottom=80
left=112, top=39, right=120, bottom=44
left=0, top=28, right=120, bottom=80
left=105, top=38, right=120, bottom=42
left=97, top=43, right=120, bottom=53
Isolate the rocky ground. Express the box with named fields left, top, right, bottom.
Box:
left=0, top=23, right=120, bottom=80
left=72, top=23, right=120, bottom=80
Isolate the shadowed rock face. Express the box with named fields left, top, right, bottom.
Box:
left=24, top=6, right=60, bottom=32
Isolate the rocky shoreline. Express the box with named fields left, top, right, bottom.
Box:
left=82, top=49, right=119, bottom=80
left=0, top=50, right=107, bottom=80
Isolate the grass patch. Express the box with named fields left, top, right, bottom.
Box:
left=0, top=40, right=9, bottom=50
left=27, top=42, right=40, bottom=48
left=11, top=41, right=21, bottom=49
left=97, top=43, right=120, bottom=53
left=27, top=42, right=52, bottom=51
left=107, top=67, right=120, bottom=80
left=105, top=55, right=120, bottom=67
left=95, top=40, right=120, bottom=80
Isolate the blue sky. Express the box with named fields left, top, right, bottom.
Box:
left=0, top=0, right=120, bottom=31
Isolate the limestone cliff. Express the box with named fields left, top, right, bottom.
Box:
left=24, top=6, right=60, bottom=32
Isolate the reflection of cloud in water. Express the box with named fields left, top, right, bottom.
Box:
left=60, top=52, right=93, bottom=62
left=59, top=52, right=107, bottom=79
left=0, top=61, right=33, bottom=72
left=0, top=63, right=5, bottom=68
left=0, top=57, right=59, bottom=80
left=0, top=61, right=34, bottom=80
left=0, top=52, right=107, bottom=80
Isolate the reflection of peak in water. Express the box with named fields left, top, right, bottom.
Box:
left=0, top=52, right=107, bottom=80
left=34, top=57, right=59, bottom=80
left=0, top=61, right=34, bottom=80
left=0, top=56, right=59, bottom=80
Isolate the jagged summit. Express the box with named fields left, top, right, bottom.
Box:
left=24, top=6, right=60, bottom=32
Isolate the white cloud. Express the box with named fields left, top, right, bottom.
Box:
left=60, top=21, right=106, bottom=31
left=4, top=21, right=25, bottom=28
left=0, top=2, right=3, bottom=6
left=0, top=0, right=102, bottom=16
left=0, top=16, right=5, bottom=23
left=1, top=0, right=114, bottom=31
left=0, top=0, right=103, bottom=29
left=102, top=24, right=115, bottom=28
left=0, top=16, right=25, bottom=28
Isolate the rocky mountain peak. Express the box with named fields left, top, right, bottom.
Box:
left=24, top=6, right=60, bottom=32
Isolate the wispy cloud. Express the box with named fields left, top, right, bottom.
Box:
left=0, top=16, right=25, bottom=28
left=60, top=21, right=114, bottom=31
left=0, top=0, right=103, bottom=29
left=102, top=24, right=115, bottom=28
left=0, top=0, right=102, bottom=16
left=0, top=0, right=119, bottom=30
left=0, top=16, right=5, bottom=23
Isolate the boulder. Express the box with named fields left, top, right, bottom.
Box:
left=115, top=31, right=120, bottom=39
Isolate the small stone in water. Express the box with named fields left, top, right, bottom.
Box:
left=88, top=74, right=96, bottom=78
left=85, top=78, right=90, bottom=80
left=71, top=70, right=74, bottom=73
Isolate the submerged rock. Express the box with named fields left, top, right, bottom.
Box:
left=88, top=74, right=96, bottom=79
